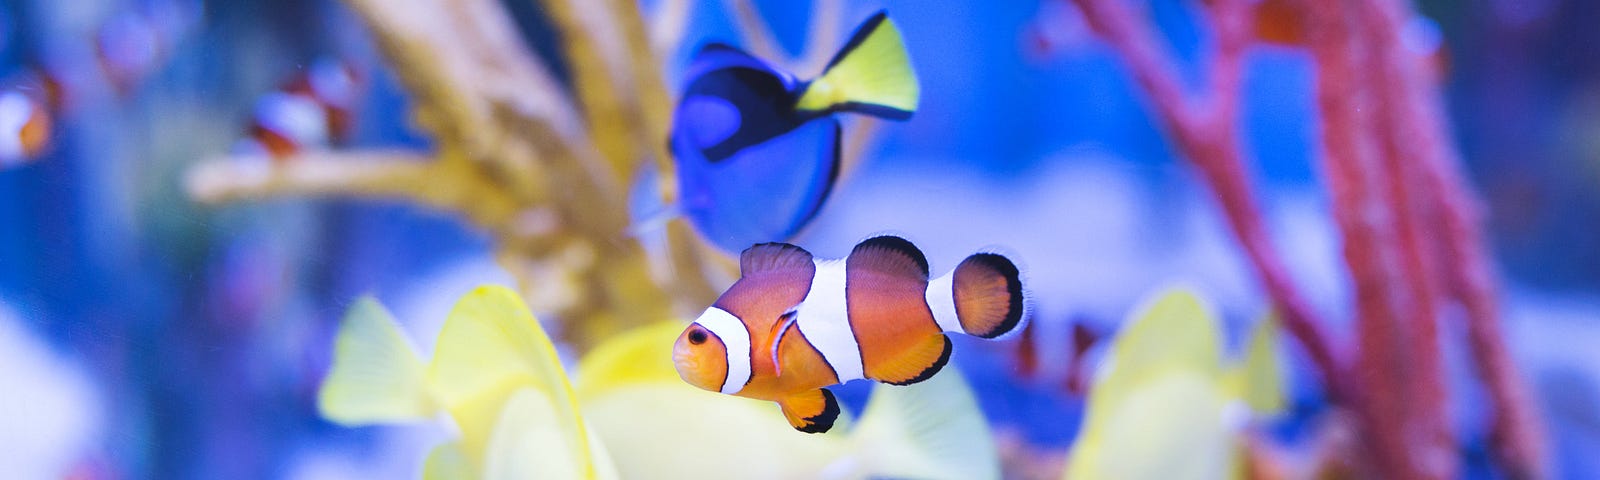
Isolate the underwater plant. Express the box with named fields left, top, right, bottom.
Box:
left=1066, top=0, right=1546, bottom=478
left=319, top=284, right=1001, bottom=480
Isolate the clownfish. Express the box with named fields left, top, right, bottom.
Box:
left=673, top=236, right=1027, bottom=433
left=94, top=0, right=200, bottom=95
left=233, top=58, right=362, bottom=160
left=1019, top=0, right=1093, bottom=64
left=0, top=89, right=53, bottom=168
left=660, top=10, right=919, bottom=253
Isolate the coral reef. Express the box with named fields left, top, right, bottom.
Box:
left=1069, top=0, right=1546, bottom=477
left=184, top=0, right=703, bottom=351
left=182, top=0, right=877, bottom=352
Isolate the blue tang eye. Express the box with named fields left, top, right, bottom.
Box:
left=680, top=95, right=742, bottom=150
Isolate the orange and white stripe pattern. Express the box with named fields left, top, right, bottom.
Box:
left=0, top=89, right=52, bottom=168
left=673, top=236, right=1027, bottom=433
left=233, top=58, right=361, bottom=161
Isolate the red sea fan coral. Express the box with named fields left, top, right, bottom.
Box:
left=1067, top=0, right=1547, bottom=477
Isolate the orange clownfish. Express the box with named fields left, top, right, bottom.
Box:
left=233, top=58, right=362, bottom=160
left=673, top=236, right=1027, bottom=433
left=0, top=89, right=53, bottom=168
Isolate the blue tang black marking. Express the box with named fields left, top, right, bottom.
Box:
left=667, top=11, right=920, bottom=253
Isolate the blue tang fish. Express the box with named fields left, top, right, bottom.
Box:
left=666, top=10, right=919, bottom=253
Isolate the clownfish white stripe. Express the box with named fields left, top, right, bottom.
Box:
left=797, top=259, right=864, bottom=382
left=255, top=92, right=330, bottom=147
left=926, top=272, right=963, bottom=333
left=0, top=91, right=35, bottom=160
left=695, top=307, right=752, bottom=394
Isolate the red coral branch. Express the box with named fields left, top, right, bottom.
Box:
left=1070, top=0, right=1349, bottom=403
left=1301, top=2, right=1437, bottom=477
left=1350, top=0, right=1457, bottom=476
left=1358, top=0, right=1549, bottom=477
left=1070, top=0, right=1548, bottom=478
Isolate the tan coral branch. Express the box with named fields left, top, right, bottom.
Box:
left=721, top=0, right=786, bottom=61
left=183, top=152, right=517, bottom=229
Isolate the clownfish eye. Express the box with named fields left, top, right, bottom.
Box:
left=688, top=328, right=708, bottom=345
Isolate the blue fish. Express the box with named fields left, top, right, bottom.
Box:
left=659, top=10, right=920, bottom=253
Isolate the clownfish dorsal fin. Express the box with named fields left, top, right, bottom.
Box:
left=777, top=388, right=840, bottom=434
left=740, top=242, right=815, bottom=276
left=848, top=235, right=930, bottom=280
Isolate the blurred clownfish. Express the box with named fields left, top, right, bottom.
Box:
left=673, top=236, right=1027, bottom=433
left=281, top=58, right=361, bottom=144
left=16, top=66, right=67, bottom=112
left=659, top=10, right=919, bottom=253
left=1201, top=0, right=1450, bottom=77
left=94, top=0, right=200, bottom=95
left=233, top=58, right=362, bottom=160
left=0, top=89, right=53, bottom=168
left=1019, top=0, right=1093, bottom=63
left=95, top=10, right=170, bottom=95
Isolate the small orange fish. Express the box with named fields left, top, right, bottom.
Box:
left=242, top=91, right=331, bottom=160
left=674, top=236, right=1028, bottom=433
left=95, top=11, right=164, bottom=95
left=1020, top=0, right=1093, bottom=63
left=94, top=0, right=199, bottom=96
left=236, top=58, right=362, bottom=161
left=1251, top=0, right=1303, bottom=45
left=17, top=66, right=68, bottom=112
left=1214, top=0, right=1451, bottom=78
left=281, top=58, right=361, bottom=143
left=0, top=89, right=53, bottom=168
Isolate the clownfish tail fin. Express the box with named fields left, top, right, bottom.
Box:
left=937, top=253, right=1026, bottom=339
left=794, top=10, right=919, bottom=120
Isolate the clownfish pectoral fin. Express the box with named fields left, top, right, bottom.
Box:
left=795, top=11, right=919, bottom=120
left=849, top=235, right=930, bottom=280
left=773, top=315, right=842, bottom=385
left=769, top=312, right=798, bottom=377
left=778, top=388, right=840, bottom=433
left=869, top=334, right=952, bottom=386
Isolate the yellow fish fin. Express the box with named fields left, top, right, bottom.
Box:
left=1239, top=311, right=1286, bottom=415
left=317, top=296, right=434, bottom=426
left=575, top=320, right=689, bottom=402
left=422, top=441, right=474, bottom=480
left=1067, top=287, right=1244, bottom=480
left=850, top=368, right=1000, bottom=480
left=426, top=286, right=593, bottom=477
left=795, top=11, right=920, bottom=119
left=1091, top=287, right=1222, bottom=409
left=481, top=388, right=600, bottom=480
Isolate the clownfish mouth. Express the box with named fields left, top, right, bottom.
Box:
left=673, top=340, right=719, bottom=392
